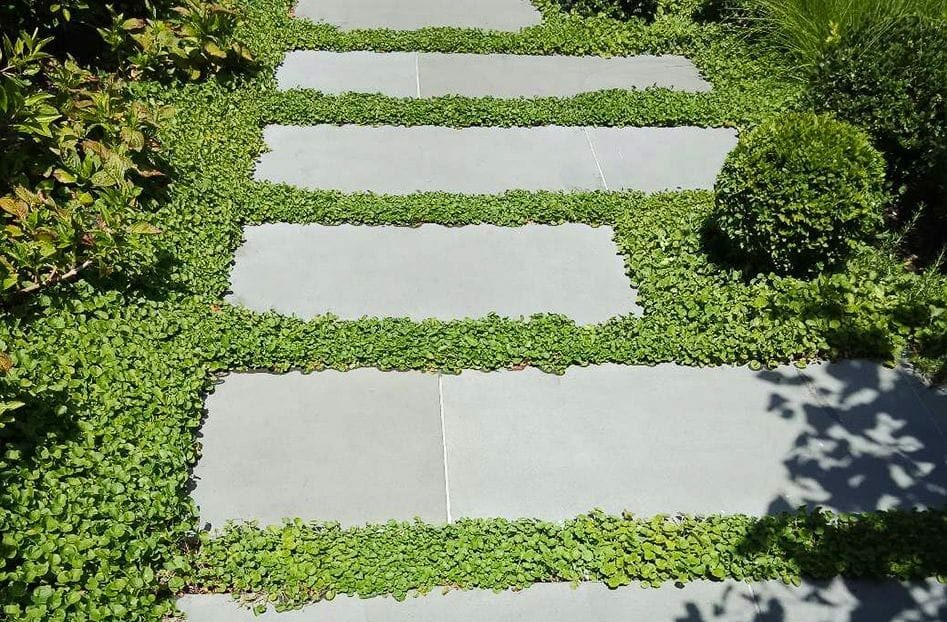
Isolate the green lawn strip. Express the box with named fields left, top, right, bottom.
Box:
left=185, top=509, right=947, bottom=612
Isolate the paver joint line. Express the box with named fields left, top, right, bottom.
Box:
left=747, top=583, right=762, bottom=617
left=584, top=127, right=609, bottom=191
left=438, top=373, right=453, bottom=524
left=415, top=52, right=421, bottom=98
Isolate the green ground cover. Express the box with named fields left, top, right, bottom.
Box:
left=1, top=1, right=945, bottom=620
left=191, top=509, right=947, bottom=612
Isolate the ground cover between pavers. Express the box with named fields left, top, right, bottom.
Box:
left=6, top=1, right=944, bottom=621
left=276, top=51, right=711, bottom=96
left=293, top=0, right=542, bottom=32
left=191, top=361, right=947, bottom=528
left=255, top=125, right=737, bottom=193
left=225, top=223, right=639, bottom=323
left=177, top=579, right=947, bottom=621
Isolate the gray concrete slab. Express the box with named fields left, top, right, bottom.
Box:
left=177, top=581, right=760, bottom=621
left=255, top=125, right=604, bottom=194
left=293, top=0, right=542, bottom=31
left=277, top=51, right=418, bottom=96
left=784, top=360, right=947, bottom=513
left=752, top=579, right=947, bottom=621
left=226, top=223, right=639, bottom=324
left=191, top=370, right=446, bottom=528
left=440, top=363, right=947, bottom=520
left=193, top=362, right=946, bottom=528
left=587, top=126, right=739, bottom=192
left=177, top=580, right=947, bottom=621
left=275, top=51, right=710, bottom=95
left=255, top=125, right=736, bottom=194
left=419, top=53, right=711, bottom=96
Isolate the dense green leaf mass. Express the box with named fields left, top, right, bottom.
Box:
left=808, top=15, right=947, bottom=254
left=190, top=509, right=947, bottom=611
left=1, top=1, right=946, bottom=621
left=714, top=113, right=887, bottom=276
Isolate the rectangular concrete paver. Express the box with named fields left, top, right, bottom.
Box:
left=177, top=580, right=947, bottom=621
left=293, top=0, right=542, bottom=31
left=278, top=51, right=419, bottom=96
left=440, top=363, right=947, bottom=520
left=276, top=51, right=711, bottom=95
left=778, top=360, right=947, bottom=513
left=226, top=223, right=640, bottom=324
left=421, top=53, right=711, bottom=96
left=586, top=126, right=738, bottom=192
left=255, top=125, right=738, bottom=194
left=178, top=582, right=760, bottom=621
left=192, top=362, right=946, bottom=527
left=752, top=579, right=947, bottom=621
left=192, top=370, right=446, bottom=528
left=255, top=125, right=605, bottom=194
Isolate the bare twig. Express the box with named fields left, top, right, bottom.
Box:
left=15, top=260, right=94, bottom=296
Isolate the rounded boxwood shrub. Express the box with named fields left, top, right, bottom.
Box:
left=713, top=112, right=887, bottom=276
left=807, top=16, right=947, bottom=245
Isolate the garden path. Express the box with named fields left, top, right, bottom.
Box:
left=183, top=1, right=947, bottom=619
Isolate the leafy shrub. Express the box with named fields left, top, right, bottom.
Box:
left=1, top=34, right=166, bottom=297
left=713, top=113, right=886, bottom=276
left=807, top=15, right=947, bottom=250
left=912, top=284, right=947, bottom=380
left=0, top=1, right=172, bottom=64
left=0, top=0, right=252, bottom=299
left=548, top=0, right=660, bottom=19
left=0, top=0, right=252, bottom=79
left=658, top=0, right=741, bottom=20
left=101, top=0, right=254, bottom=80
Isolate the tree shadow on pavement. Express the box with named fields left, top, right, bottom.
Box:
left=678, top=360, right=947, bottom=621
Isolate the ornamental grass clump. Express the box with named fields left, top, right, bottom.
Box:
left=713, top=112, right=887, bottom=276
left=746, top=0, right=947, bottom=70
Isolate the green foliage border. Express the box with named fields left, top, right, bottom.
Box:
left=1, top=1, right=945, bottom=621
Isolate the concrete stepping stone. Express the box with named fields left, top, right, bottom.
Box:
left=293, top=0, right=542, bottom=31
left=177, top=579, right=947, bottom=621
left=192, top=370, right=447, bottom=528
left=441, top=361, right=947, bottom=520
left=751, top=579, right=947, bottom=621
left=226, top=224, right=640, bottom=324
left=276, top=51, right=712, bottom=95
left=255, top=125, right=738, bottom=194
left=191, top=362, right=946, bottom=527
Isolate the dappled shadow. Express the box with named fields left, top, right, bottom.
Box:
left=85, top=246, right=188, bottom=303
left=547, top=0, right=658, bottom=21
left=698, top=217, right=757, bottom=282
left=0, top=384, right=80, bottom=464
left=679, top=360, right=947, bottom=621
left=766, top=361, right=947, bottom=514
